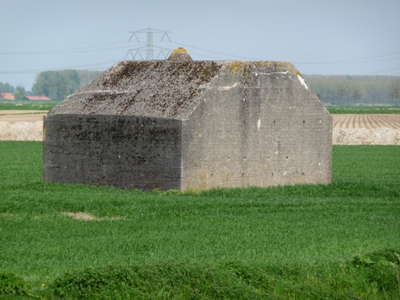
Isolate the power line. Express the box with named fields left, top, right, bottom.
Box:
left=169, top=41, right=259, bottom=60
left=125, top=28, right=171, bottom=60
left=0, top=41, right=131, bottom=55
left=292, top=51, right=400, bottom=66
left=170, top=36, right=400, bottom=65
left=0, top=60, right=116, bottom=75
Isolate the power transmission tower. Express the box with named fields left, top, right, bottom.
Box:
left=125, top=28, right=172, bottom=60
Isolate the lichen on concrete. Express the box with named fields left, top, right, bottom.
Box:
left=167, top=47, right=193, bottom=61
left=225, top=61, right=298, bottom=75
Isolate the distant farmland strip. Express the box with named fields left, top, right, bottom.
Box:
left=332, top=114, right=400, bottom=129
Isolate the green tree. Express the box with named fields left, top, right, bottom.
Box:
left=14, top=85, right=25, bottom=101
left=336, top=80, right=349, bottom=105
left=32, top=70, right=81, bottom=100
left=390, top=80, right=400, bottom=104
left=32, top=69, right=102, bottom=100
left=0, top=82, right=15, bottom=93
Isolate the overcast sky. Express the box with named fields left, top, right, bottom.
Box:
left=1, top=0, right=399, bottom=91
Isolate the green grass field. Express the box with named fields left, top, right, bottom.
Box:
left=0, top=100, right=60, bottom=111
left=1, top=142, right=399, bottom=299
left=326, top=105, right=400, bottom=114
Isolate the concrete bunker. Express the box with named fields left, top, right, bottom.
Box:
left=43, top=49, right=332, bottom=190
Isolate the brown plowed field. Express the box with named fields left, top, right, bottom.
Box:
left=333, top=114, right=400, bottom=129
left=332, top=114, right=400, bottom=145
left=1, top=111, right=400, bottom=144
left=0, top=110, right=47, bottom=123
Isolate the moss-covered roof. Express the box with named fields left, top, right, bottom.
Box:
left=48, top=59, right=300, bottom=119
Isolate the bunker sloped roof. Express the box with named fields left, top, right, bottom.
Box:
left=49, top=60, right=302, bottom=120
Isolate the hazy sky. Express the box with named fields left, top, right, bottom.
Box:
left=1, top=0, right=399, bottom=90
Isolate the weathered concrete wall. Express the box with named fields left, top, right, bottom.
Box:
left=43, top=60, right=223, bottom=190
left=43, top=115, right=182, bottom=190
left=181, top=62, right=332, bottom=190
left=43, top=59, right=332, bottom=191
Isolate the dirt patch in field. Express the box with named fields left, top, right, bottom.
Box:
left=62, top=212, right=123, bottom=221
left=1, top=111, right=400, bottom=145
left=0, top=110, right=47, bottom=141
left=0, top=213, right=17, bottom=218
left=0, top=121, right=43, bottom=141
left=333, top=128, right=400, bottom=145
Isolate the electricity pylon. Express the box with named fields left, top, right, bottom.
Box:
left=125, top=28, right=171, bottom=60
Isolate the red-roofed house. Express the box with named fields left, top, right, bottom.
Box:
left=24, top=95, right=51, bottom=101
left=0, top=93, right=15, bottom=100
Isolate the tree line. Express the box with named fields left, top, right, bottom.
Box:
left=32, top=70, right=102, bottom=100
left=304, top=75, right=400, bottom=105
left=0, top=82, right=27, bottom=100
left=0, top=82, right=15, bottom=93
left=0, top=70, right=101, bottom=100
